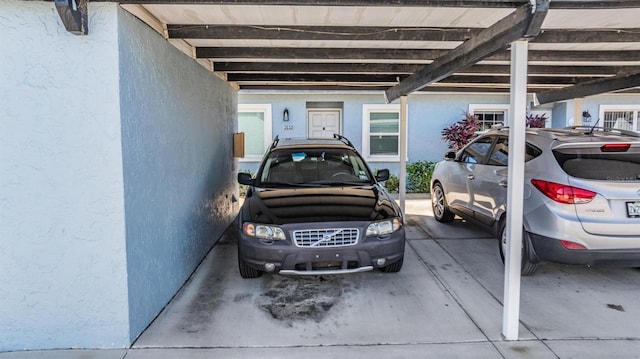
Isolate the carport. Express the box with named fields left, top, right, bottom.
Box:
left=93, top=0, right=640, bottom=340
left=3, top=0, right=640, bottom=352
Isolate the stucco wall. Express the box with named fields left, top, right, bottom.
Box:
left=0, top=2, right=238, bottom=350
left=0, top=2, right=129, bottom=350
left=117, top=8, right=238, bottom=342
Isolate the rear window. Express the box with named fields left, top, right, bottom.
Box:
left=553, top=149, right=640, bottom=181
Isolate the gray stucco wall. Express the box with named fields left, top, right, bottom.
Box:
left=117, top=9, right=238, bottom=342
left=0, top=2, right=238, bottom=350
left=0, top=2, right=129, bottom=350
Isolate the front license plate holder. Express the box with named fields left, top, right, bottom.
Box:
left=626, top=201, right=640, bottom=217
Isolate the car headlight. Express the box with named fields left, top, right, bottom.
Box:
left=366, top=218, right=402, bottom=236
left=243, top=223, right=286, bottom=241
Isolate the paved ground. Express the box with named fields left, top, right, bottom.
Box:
left=4, top=197, right=640, bottom=358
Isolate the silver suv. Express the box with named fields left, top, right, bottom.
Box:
left=430, top=126, right=640, bottom=275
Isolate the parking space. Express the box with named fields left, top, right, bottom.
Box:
left=129, top=197, right=640, bottom=358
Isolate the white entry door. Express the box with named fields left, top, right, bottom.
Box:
left=307, top=109, right=341, bottom=138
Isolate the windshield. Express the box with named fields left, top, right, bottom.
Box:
left=258, top=148, right=373, bottom=186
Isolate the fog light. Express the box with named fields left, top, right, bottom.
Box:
left=264, top=263, right=276, bottom=272
left=375, top=258, right=387, bottom=266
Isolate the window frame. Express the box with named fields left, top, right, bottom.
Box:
left=599, top=105, right=640, bottom=133
left=238, top=104, right=273, bottom=162
left=468, top=104, right=510, bottom=130
left=362, top=104, right=407, bottom=162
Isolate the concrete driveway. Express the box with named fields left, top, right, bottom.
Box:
left=125, top=197, right=640, bottom=358
left=6, top=197, right=640, bottom=358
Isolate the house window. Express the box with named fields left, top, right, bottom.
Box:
left=600, top=105, right=639, bottom=132
left=362, top=104, right=405, bottom=161
left=238, top=104, right=272, bottom=161
left=469, top=104, right=509, bottom=131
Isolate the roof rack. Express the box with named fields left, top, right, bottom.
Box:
left=333, top=133, right=354, bottom=148
left=564, top=126, right=640, bottom=138
left=269, top=135, right=280, bottom=150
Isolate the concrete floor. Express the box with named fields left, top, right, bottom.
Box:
left=4, top=198, right=640, bottom=358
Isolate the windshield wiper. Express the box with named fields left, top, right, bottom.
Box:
left=313, top=180, right=370, bottom=186
left=262, top=181, right=323, bottom=187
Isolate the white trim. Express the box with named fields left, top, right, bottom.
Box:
left=362, top=103, right=407, bottom=162
left=238, top=89, right=512, bottom=96
left=238, top=104, right=272, bottom=162
left=469, top=103, right=510, bottom=126
left=599, top=104, right=640, bottom=132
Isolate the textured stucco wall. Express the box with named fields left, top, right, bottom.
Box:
left=117, top=9, right=238, bottom=342
left=0, top=2, right=129, bottom=350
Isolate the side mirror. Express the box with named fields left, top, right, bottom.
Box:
left=375, top=168, right=390, bottom=182
left=237, top=172, right=254, bottom=186
left=444, top=151, right=457, bottom=161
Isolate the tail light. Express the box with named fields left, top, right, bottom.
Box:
left=601, top=143, right=630, bottom=152
left=531, top=179, right=596, bottom=204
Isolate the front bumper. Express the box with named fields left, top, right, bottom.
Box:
left=238, top=222, right=405, bottom=274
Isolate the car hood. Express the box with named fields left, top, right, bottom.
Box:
left=241, top=185, right=400, bottom=224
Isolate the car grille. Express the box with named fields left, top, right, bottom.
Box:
left=293, top=228, right=359, bottom=247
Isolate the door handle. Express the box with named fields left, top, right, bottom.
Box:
left=498, top=180, right=508, bottom=187
left=467, top=175, right=475, bottom=180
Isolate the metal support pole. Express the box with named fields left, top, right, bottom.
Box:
left=399, top=96, right=408, bottom=213
left=502, top=40, right=528, bottom=341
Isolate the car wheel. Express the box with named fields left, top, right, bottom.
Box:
left=238, top=258, right=262, bottom=279
left=499, top=221, right=540, bottom=276
left=432, top=182, right=455, bottom=222
left=380, top=257, right=404, bottom=273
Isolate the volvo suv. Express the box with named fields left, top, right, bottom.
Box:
left=431, top=126, right=640, bottom=275
left=236, top=134, right=405, bottom=278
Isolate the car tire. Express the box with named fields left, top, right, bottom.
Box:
left=432, top=182, right=455, bottom=222
left=380, top=257, right=404, bottom=273
left=498, top=221, right=540, bottom=276
left=238, top=258, right=262, bottom=279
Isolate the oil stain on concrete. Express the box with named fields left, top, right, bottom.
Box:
left=258, top=275, right=347, bottom=326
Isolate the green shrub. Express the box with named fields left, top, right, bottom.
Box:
left=406, top=161, right=435, bottom=193
left=383, top=174, right=399, bottom=193
left=378, top=161, right=436, bottom=193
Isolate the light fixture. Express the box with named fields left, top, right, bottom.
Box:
left=283, top=108, right=289, bottom=122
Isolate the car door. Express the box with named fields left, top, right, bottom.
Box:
left=471, top=135, right=509, bottom=226
left=447, top=135, right=495, bottom=218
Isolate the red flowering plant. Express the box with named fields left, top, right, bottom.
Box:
left=441, top=112, right=480, bottom=151
left=525, top=113, right=548, bottom=128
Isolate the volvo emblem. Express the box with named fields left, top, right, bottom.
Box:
left=311, top=229, right=343, bottom=247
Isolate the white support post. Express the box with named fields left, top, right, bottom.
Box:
left=502, top=40, right=528, bottom=341
left=399, top=96, right=408, bottom=213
